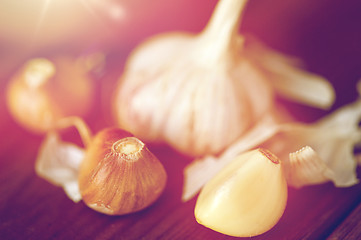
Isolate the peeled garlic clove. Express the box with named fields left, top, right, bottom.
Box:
left=195, top=148, right=287, bottom=237
left=78, top=128, right=167, bottom=215
left=286, top=146, right=336, bottom=188
left=6, top=56, right=96, bottom=133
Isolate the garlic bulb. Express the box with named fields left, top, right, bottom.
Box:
left=195, top=148, right=287, bottom=237
left=6, top=55, right=98, bottom=133
left=113, top=0, right=334, bottom=157
left=183, top=97, right=361, bottom=201
left=78, top=128, right=167, bottom=215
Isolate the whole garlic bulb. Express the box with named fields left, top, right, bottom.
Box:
left=113, top=0, right=334, bottom=157
left=114, top=0, right=274, bottom=157
left=194, top=148, right=287, bottom=237
left=6, top=55, right=96, bottom=133
left=78, top=128, right=167, bottom=215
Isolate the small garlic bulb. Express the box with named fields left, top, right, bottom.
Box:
left=6, top=55, right=96, bottom=133
left=194, top=148, right=287, bottom=237
left=114, top=0, right=274, bottom=157
left=78, top=128, right=167, bottom=215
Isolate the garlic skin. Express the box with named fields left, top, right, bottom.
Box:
left=113, top=0, right=334, bottom=157
left=36, top=131, right=85, bottom=202
left=195, top=148, right=287, bottom=237
left=78, top=128, right=167, bottom=215
left=35, top=116, right=93, bottom=202
left=286, top=146, right=336, bottom=188
left=262, top=99, right=361, bottom=188
left=6, top=56, right=96, bottom=133
left=243, top=40, right=335, bottom=110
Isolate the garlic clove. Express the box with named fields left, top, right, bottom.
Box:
left=194, top=148, right=287, bottom=237
left=35, top=131, right=85, bottom=202
left=78, top=128, right=167, bottom=215
left=6, top=55, right=97, bottom=133
left=6, top=59, right=60, bottom=133
left=35, top=118, right=167, bottom=213
left=286, top=146, right=336, bottom=188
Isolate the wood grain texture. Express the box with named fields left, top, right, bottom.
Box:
left=2, top=114, right=361, bottom=240
left=327, top=203, right=361, bottom=240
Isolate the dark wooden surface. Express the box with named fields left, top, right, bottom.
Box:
left=1, top=0, right=361, bottom=239
left=2, top=96, right=361, bottom=240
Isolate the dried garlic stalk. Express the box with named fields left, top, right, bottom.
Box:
left=113, top=0, right=334, bottom=157
left=183, top=98, right=361, bottom=201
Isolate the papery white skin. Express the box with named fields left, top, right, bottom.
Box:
left=183, top=99, right=361, bottom=201
left=114, top=0, right=334, bottom=158
left=265, top=99, right=361, bottom=187
left=35, top=132, right=85, bottom=202
left=243, top=40, right=335, bottom=109
left=287, top=146, right=336, bottom=188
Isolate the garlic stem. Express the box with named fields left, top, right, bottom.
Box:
left=111, top=137, right=145, bottom=162
left=200, top=0, right=248, bottom=60
left=54, top=116, right=92, bottom=148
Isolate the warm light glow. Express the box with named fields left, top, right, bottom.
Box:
left=0, top=0, right=126, bottom=48
left=79, top=0, right=126, bottom=21
left=32, top=0, right=52, bottom=43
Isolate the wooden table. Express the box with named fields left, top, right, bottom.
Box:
left=1, top=93, right=361, bottom=240
left=1, top=1, right=361, bottom=239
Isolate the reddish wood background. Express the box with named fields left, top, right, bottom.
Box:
left=1, top=0, right=361, bottom=239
